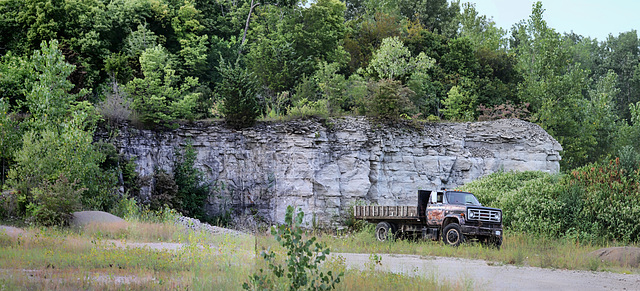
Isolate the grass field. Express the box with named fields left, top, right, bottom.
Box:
left=0, top=221, right=472, bottom=290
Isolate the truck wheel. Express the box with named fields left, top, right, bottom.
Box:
left=442, top=223, right=464, bottom=247
left=375, top=222, right=394, bottom=242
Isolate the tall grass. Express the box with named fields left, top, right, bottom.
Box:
left=0, top=221, right=474, bottom=290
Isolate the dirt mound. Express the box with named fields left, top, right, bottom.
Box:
left=588, top=247, right=640, bottom=268
left=71, top=211, right=126, bottom=227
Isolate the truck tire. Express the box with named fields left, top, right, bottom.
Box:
left=442, top=223, right=464, bottom=247
left=375, top=222, right=394, bottom=242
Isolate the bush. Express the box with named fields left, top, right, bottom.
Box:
left=174, top=142, right=210, bottom=220
left=244, top=206, right=343, bottom=290
left=149, top=169, right=179, bottom=211
left=8, top=114, right=106, bottom=216
left=462, top=161, right=640, bottom=243
left=218, top=58, right=261, bottom=129
left=25, top=175, right=84, bottom=226
left=366, top=79, right=415, bottom=120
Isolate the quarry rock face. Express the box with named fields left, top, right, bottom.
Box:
left=108, top=117, right=562, bottom=226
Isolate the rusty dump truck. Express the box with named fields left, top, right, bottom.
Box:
left=354, top=190, right=503, bottom=248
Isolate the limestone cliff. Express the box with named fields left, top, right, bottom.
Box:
left=108, top=117, right=562, bottom=226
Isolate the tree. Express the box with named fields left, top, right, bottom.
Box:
left=441, top=79, right=478, bottom=121
left=0, top=99, right=23, bottom=187
left=126, top=45, right=201, bottom=127
left=367, top=36, right=434, bottom=81
left=218, top=58, right=261, bottom=128
left=344, top=11, right=402, bottom=75
left=366, top=79, right=415, bottom=119
left=602, top=31, right=640, bottom=121
left=174, top=142, right=210, bottom=220
left=396, top=0, right=460, bottom=38
left=515, top=2, right=596, bottom=169
left=457, top=2, right=507, bottom=52
left=247, top=0, right=347, bottom=93
left=8, top=113, right=104, bottom=215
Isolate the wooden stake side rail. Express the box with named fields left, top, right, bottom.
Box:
left=354, top=205, right=418, bottom=219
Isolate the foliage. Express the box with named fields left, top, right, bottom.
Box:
left=244, top=206, right=342, bottom=290
left=96, top=78, right=132, bottom=125
left=441, top=81, right=477, bottom=121
left=0, top=98, right=24, bottom=187
left=365, top=79, right=415, bottom=120
left=148, top=169, right=179, bottom=212
left=174, top=142, right=210, bottom=221
left=8, top=113, right=105, bottom=215
left=26, top=175, right=84, bottom=226
left=462, top=162, right=640, bottom=243
left=367, top=37, right=434, bottom=81
left=477, top=101, right=530, bottom=121
left=218, top=58, right=261, bottom=129
left=126, top=45, right=202, bottom=128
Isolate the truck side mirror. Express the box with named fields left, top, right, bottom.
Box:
left=430, top=193, right=437, bottom=204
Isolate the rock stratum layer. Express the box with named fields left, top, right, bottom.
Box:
left=110, top=117, right=561, bottom=226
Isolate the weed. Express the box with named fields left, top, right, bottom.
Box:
left=243, top=206, right=343, bottom=290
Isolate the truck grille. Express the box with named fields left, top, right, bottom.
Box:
left=468, top=208, right=501, bottom=223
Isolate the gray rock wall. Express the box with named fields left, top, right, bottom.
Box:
left=109, top=117, right=562, bottom=226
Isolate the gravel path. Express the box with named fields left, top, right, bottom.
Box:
left=335, top=253, right=640, bottom=291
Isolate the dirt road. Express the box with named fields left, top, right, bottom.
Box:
left=335, top=252, right=640, bottom=290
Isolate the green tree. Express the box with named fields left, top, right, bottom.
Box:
left=247, top=0, right=347, bottom=93
left=457, top=2, right=507, bottom=52
left=396, top=0, right=460, bottom=37
left=218, top=58, right=261, bottom=128
left=366, top=36, right=434, bottom=81
left=366, top=79, right=415, bottom=119
left=174, top=142, right=210, bottom=220
left=126, top=45, right=201, bottom=127
left=515, top=2, right=597, bottom=169
left=441, top=80, right=478, bottom=121
left=0, top=99, right=23, bottom=187
left=602, top=31, right=640, bottom=121
left=172, top=1, right=209, bottom=78
left=8, top=113, right=104, bottom=215
left=25, top=40, right=78, bottom=128
left=344, top=12, right=402, bottom=75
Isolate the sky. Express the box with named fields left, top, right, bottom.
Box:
left=469, top=0, right=640, bottom=41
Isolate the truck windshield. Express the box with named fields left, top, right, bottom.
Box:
left=446, top=192, right=481, bottom=206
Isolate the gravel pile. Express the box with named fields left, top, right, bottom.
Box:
left=174, top=216, right=245, bottom=236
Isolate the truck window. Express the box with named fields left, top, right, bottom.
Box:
left=445, top=192, right=481, bottom=206
left=436, top=193, right=443, bottom=203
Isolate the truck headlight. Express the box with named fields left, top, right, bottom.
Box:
left=495, top=212, right=501, bottom=221
left=468, top=211, right=474, bottom=218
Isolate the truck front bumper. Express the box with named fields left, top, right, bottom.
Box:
left=461, top=225, right=502, bottom=238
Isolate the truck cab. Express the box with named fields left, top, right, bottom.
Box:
left=423, top=190, right=503, bottom=247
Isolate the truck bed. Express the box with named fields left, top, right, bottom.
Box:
left=353, top=205, right=418, bottom=220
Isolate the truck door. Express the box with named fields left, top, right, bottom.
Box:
left=427, top=191, right=445, bottom=226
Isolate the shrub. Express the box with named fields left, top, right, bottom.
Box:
left=477, top=101, right=530, bottom=121
left=149, top=169, right=179, bottom=211
left=441, top=84, right=477, bottom=121
left=244, top=206, right=343, bottom=290
left=218, top=58, right=261, bottom=129
left=462, top=161, right=640, bottom=243
left=25, top=175, right=84, bottom=226
left=174, top=142, right=210, bottom=220
left=96, top=78, right=132, bottom=125
left=366, top=79, right=415, bottom=120
left=8, top=114, right=105, bottom=215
